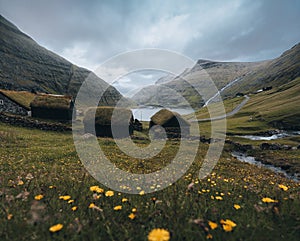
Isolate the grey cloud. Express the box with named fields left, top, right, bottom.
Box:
left=0, top=0, right=299, bottom=70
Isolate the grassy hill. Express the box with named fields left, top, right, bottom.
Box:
left=132, top=42, right=300, bottom=110
left=223, top=42, right=300, bottom=97
left=225, top=77, right=300, bottom=133
left=0, top=15, right=122, bottom=106
left=132, top=60, right=264, bottom=108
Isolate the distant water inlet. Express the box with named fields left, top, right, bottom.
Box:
left=131, top=107, right=194, bottom=121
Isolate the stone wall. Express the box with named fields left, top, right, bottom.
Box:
left=0, top=93, right=28, bottom=115
left=0, top=112, right=71, bottom=132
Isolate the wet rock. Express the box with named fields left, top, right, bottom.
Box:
left=282, top=145, right=292, bottom=150
left=260, top=143, right=281, bottom=150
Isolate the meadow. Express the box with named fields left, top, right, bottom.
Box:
left=0, top=122, right=299, bottom=241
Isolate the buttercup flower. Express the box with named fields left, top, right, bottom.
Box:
left=262, top=197, right=278, bottom=203
left=208, top=221, right=218, bottom=230
left=206, top=233, right=213, bottom=239
left=234, top=204, right=241, bottom=210
left=128, top=213, right=136, bottom=220
left=59, top=195, right=71, bottom=201
left=148, top=228, right=170, bottom=241
left=220, top=219, right=237, bottom=232
left=113, top=205, right=122, bottom=211
left=105, top=190, right=114, bottom=197
left=278, top=184, right=288, bottom=191
left=215, top=196, right=223, bottom=200
left=89, top=203, right=96, bottom=208
left=90, top=186, right=104, bottom=193
left=49, top=223, right=63, bottom=233
left=34, top=194, right=44, bottom=200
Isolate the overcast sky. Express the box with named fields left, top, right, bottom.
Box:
left=1, top=0, right=300, bottom=95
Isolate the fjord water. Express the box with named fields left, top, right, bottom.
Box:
left=131, top=107, right=194, bottom=121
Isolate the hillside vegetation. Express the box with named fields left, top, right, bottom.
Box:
left=0, top=15, right=122, bottom=106
left=0, top=123, right=299, bottom=241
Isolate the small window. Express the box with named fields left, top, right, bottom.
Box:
left=0, top=99, right=4, bottom=105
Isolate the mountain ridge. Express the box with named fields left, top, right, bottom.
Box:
left=0, top=15, right=122, bottom=106
left=132, top=42, right=300, bottom=108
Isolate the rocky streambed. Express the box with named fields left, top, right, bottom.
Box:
left=232, top=151, right=299, bottom=182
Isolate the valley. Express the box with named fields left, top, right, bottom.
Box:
left=0, top=12, right=300, bottom=241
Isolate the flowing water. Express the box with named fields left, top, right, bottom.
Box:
left=232, top=152, right=299, bottom=182
left=204, top=77, right=243, bottom=106
left=237, top=131, right=300, bottom=141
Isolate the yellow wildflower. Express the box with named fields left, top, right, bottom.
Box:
left=34, top=194, right=44, bottom=201
left=234, top=204, right=241, bottom=210
left=262, top=197, right=278, bottom=203
left=17, top=180, right=24, bottom=186
left=96, top=187, right=104, bottom=193
left=132, top=208, right=137, bottom=212
left=90, top=185, right=99, bottom=191
left=49, top=223, right=63, bottom=233
left=89, top=203, right=96, bottom=208
left=128, top=213, right=136, bottom=220
left=71, top=206, right=78, bottom=211
left=59, top=195, right=71, bottom=201
left=113, top=205, right=122, bottom=211
left=220, top=219, right=237, bottom=232
left=122, top=198, right=128, bottom=202
left=278, top=184, right=288, bottom=191
left=148, top=228, right=170, bottom=241
left=90, top=186, right=104, bottom=193
left=215, top=196, right=223, bottom=200
left=68, top=200, right=74, bottom=204
left=206, top=233, right=213, bottom=239
left=139, top=190, right=145, bottom=195
left=105, top=190, right=114, bottom=197
left=208, top=221, right=218, bottom=230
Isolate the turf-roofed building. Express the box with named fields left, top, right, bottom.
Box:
left=83, top=107, right=134, bottom=138
left=149, top=109, right=190, bottom=138
left=30, top=94, right=74, bottom=121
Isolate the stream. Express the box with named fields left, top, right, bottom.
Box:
left=204, top=77, right=243, bottom=106
left=232, top=152, right=299, bottom=182
left=237, top=131, right=300, bottom=141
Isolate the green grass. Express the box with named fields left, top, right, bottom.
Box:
left=185, top=96, right=245, bottom=120
left=0, top=122, right=300, bottom=241
left=194, top=77, right=300, bottom=136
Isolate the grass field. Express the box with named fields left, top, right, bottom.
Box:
left=1, top=122, right=300, bottom=241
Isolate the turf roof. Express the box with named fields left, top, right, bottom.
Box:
left=84, top=106, right=133, bottom=126
left=150, top=108, right=190, bottom=126
left=30, top=94, right=72, bottom=110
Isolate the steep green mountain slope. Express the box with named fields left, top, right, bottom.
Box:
left=132, top=59, right=265, bottom=108
left=223, top=42, right=300, bottom=97
left=228, top=76, right=300, bottom=131
left=132, top=42, right=300, bottom=109
left=0, top=15, right=122, bottom=105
